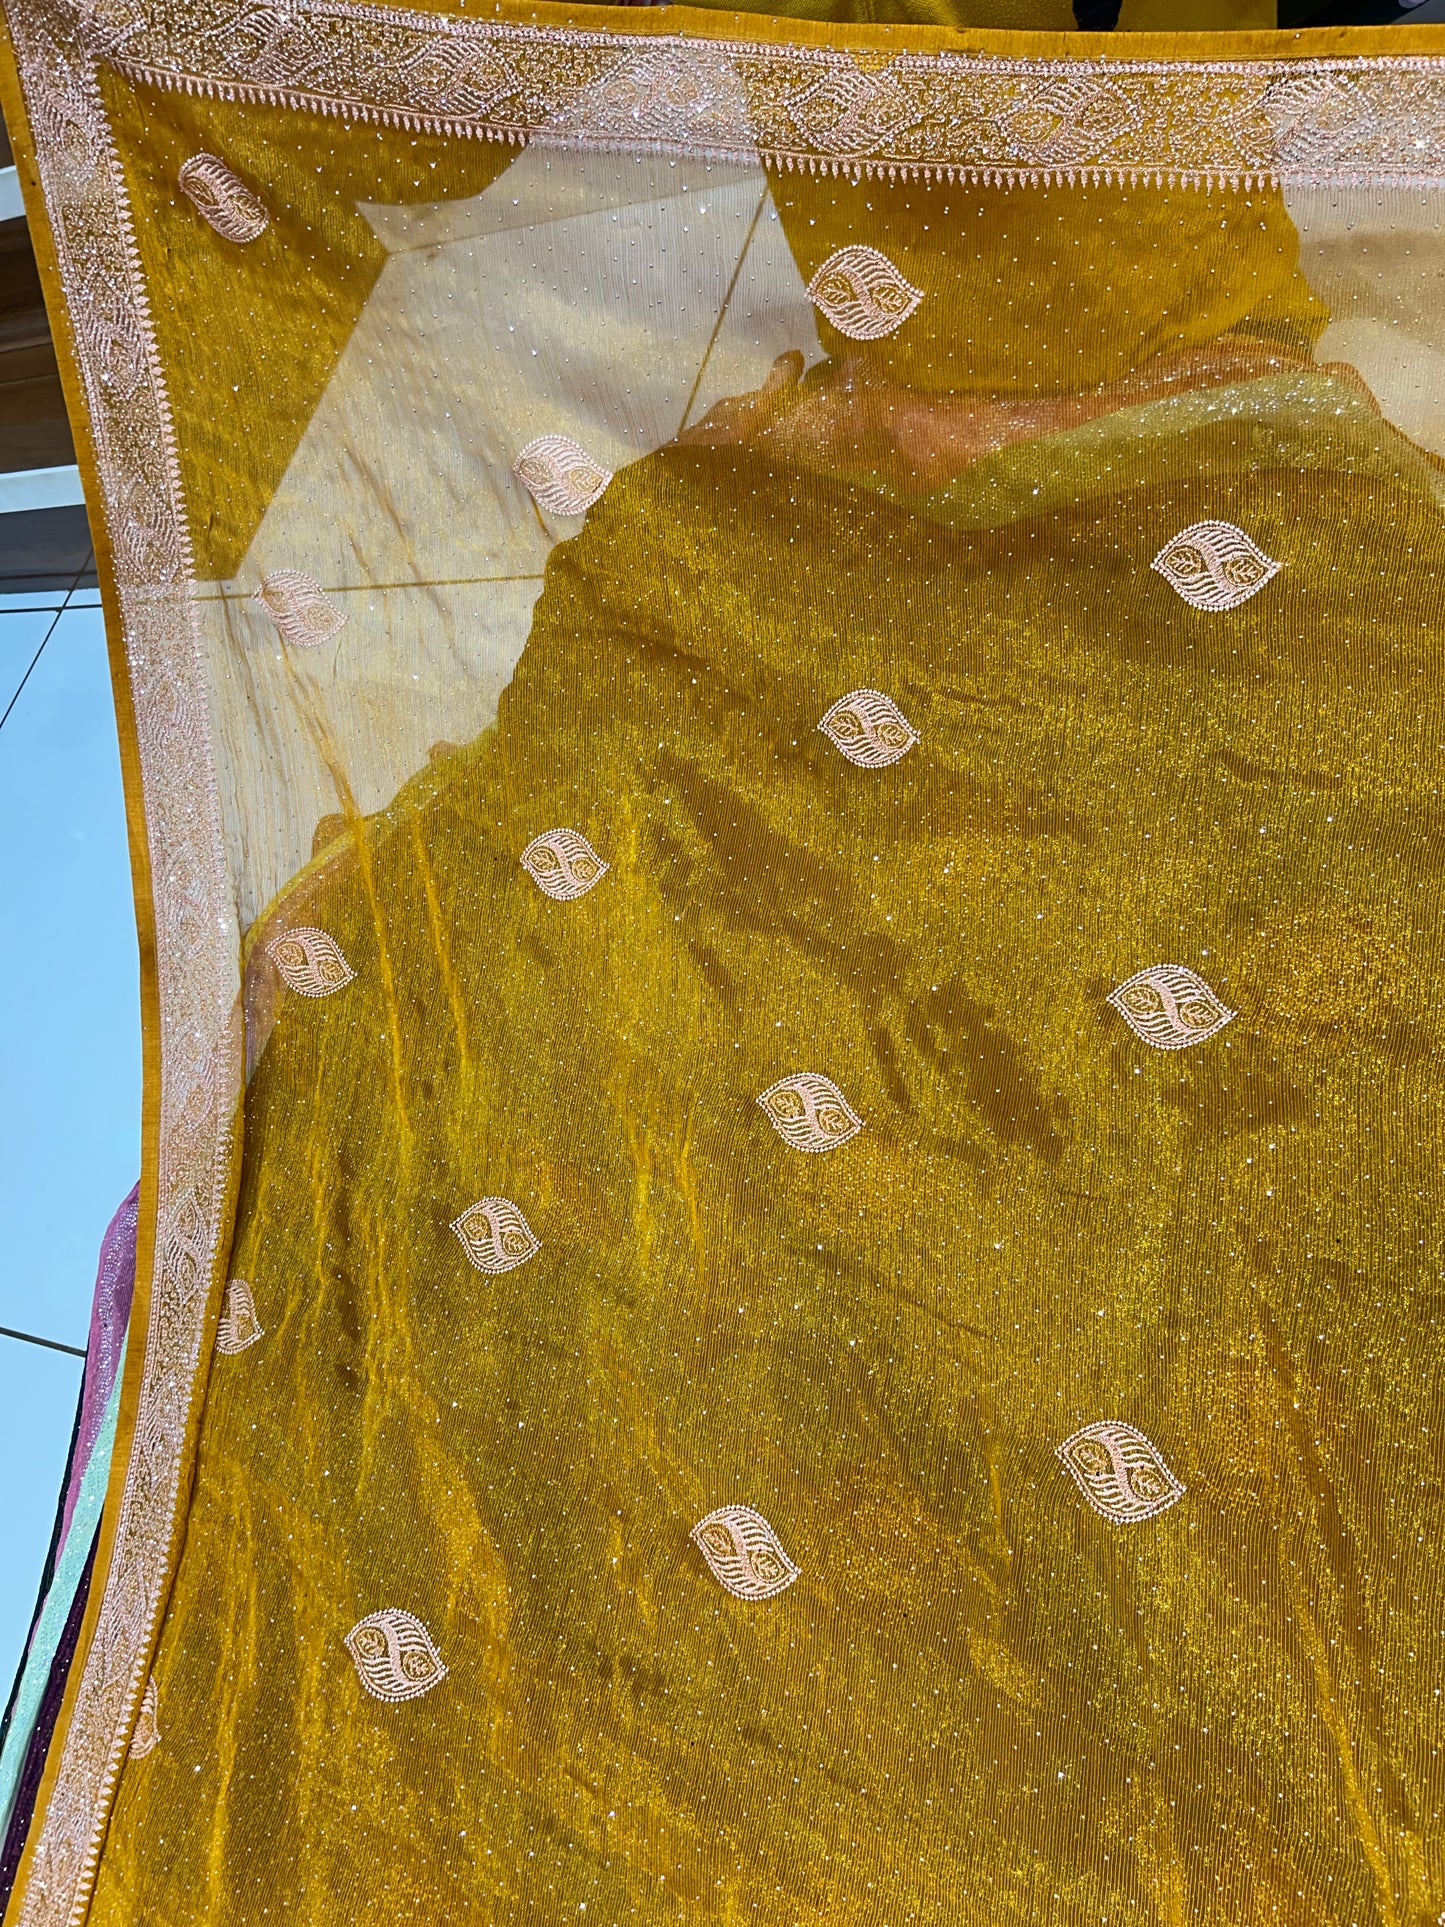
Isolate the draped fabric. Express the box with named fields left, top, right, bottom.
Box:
left=2, top=3, right=1445, bottom=1923
left=58, top=1189, right=138, bottom=1558
left=0, top=1188, right=137, bottom=1901
left=0, top=1542, right=99, bottom=1913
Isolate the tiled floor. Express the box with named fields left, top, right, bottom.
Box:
left=0, top=580, right=139, bottom=1695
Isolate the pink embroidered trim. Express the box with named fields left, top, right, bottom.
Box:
left=1056, top=1421, right=1185, bottom=1524
left=266, top=926, right=356, bottom=998
left=1108, top=964, right=1234, bottom=1050
left=1151, top=521, right=1281, bottom=612
left=126, top=1680, right=159, bottom=1760
left=254, top=570, right=348, bottom=647
left=106, top=19, right=1445, bottom=191
left=344, top=1609, right=448, bottom=1701
left=450, top=1197, right=541, bottom=1274
left=818, top=688, right=919, bottom=768
left=513, top=435, right=612, bottom=515
left=176, top=153, right=269, bottom=242
left=757, top=1073, right=864, bottom=1152
left=807, top=246, right=922, bottom=341
left=521, top=829, right=608, bottom=901
left=3, top=0, right=245, bottom=1906
left=214, top=1279, right=263, bottom=1354
left=691, top=1504, right=800, bottom=1600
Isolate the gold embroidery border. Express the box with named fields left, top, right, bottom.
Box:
left=0, top=1, right=1442, bottom=1923
left=0, top=5, right=242, bottom=1925
left=106, top=5, right=1445, bottom=187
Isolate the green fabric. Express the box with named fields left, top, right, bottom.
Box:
left=0, top=1357, right=125, bottom=1845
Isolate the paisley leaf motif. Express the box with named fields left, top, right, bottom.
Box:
left=1151, top=521, right=1280, bottom=612
left=254, top=569, right=348, bottom=647
left=177, top=152, right=269, bottom=243
left=266, top=926, right=355, bottom=998
left=215, top=1279, right=262, bottom=1355
left=1108, top=964, right=1234, bottom=1049
left=757, top=1072, right=864, bottom=1152
left=691, top=1504, right=800, bottom=1599
left=513, top=434, right=613, bottom=515
left=521, top=828, right=609, bottom=901
left=128, top=1678, right=159, bottom=1759
left=806, top=245, right=923, bottom=341
left=451, top=1197, right=540, bottom=1275
left=344, top=1609, right=447, bottom=1702
left=818, top=688, right=919, bottom=768
left=1056, top=1420, right=1185, bottom=1524
left=546, top=46, right=751, bottom=150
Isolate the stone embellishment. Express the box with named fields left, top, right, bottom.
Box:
left=177, top=153, right=270, bottom=243
left=344, top=1609, right=447, bottom=1703
left=128, top=1678, right=159, bottom=1759
left=451, top=1197, right=540, bottom=1275
left=818, top=688, right=919, bottom=768
left=1151, top=521, right=1281, bottom=612
left=757, top=1072, right=864, bottom=1153
left=1108, top=964, right=1234, bottom=1050
left=521, top=828, right=609, bottom=901
left=254, top=569, right=348, bottom=647
left=215, top=1279, right=262, bottom=1354
left=691, top=1504, right=800, bottom=1600
left=513, top=434, right=614, bottom=515
left=1056, top=1421, right=1185, bottom=1524
left=806, top=245, right=923, bottom=341
left=266, top=926, right=356, bottom=998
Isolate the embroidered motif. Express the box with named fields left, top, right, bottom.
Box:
left=254, top=569, right=348, bottom=647
left=544, top=45, right=752, bottom=152
left=266, top=927, right=356, bottom=998
left=176, top=153, right=269, bottom=243
left=806, top=246, right=923, bottom=340
left=344, top=1609, right=448, bottom=1702
left=757, top=1072, right=864, bottom=1152
left=128, top=1679, right=159, bottom=1759
left=1056, top=1421, right=1185, bottom=1524
left=513, top=435, right=613, bottom=515
left=521, top=828, right=609, bottom=901
left=1108, top=964, right=1234, bottom=1049
left=691, top=1504, right=800, bottom=1600
left=451, top=1197, right=541, bottom=1275
left=214, top=1279, right=262, bottom=1354
left=1151, top=521, right=1280, bottom=611
left=786, top=65, right=918, bottom=155
left=818, top=688, right=919, bottom=767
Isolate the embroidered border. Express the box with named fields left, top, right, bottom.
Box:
left=3, top=5, right=240, bottom=1923
left=96, top=7, right=1445, bottom=189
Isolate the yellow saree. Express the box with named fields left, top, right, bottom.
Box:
left=2, top=1, right=1445, bottom=1922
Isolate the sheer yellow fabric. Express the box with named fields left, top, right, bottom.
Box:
left=772, top=177, right=1326, bottom=391
left=5, top=4, right=1445, bottom=1925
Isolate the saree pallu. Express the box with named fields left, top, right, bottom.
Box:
left=2, top=3, right=1445, bottom=1922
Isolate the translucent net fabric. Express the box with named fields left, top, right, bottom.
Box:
left=4, top=4, right=1445, bottom=1923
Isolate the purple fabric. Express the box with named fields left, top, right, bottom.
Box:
left=0, top=1532, right=98, bottom=1910
left=57, top=1184, right=138, bottom=1554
